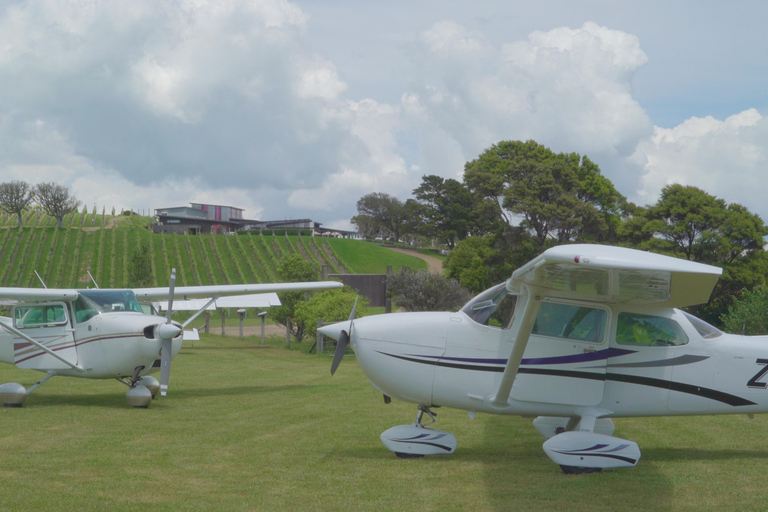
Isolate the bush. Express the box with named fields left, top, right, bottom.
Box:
left=295, top=287, right=369, bottom=339
left=387, top=267, right=472, bottom=312
left=271, top=255, right=320, bottom=341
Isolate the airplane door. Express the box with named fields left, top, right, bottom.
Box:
left=12, top=303, right=77, bottom=370
left=511, top=301, right=609, bottom=406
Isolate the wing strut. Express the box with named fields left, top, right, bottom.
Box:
left=490, top=285, right=543, bottom=408
left=0, top=319, right=85, bottom=372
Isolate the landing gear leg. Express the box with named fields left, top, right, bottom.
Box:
left=117, top=366, right=157, bottom=408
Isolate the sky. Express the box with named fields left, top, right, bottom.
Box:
left=0, top=0, right=766, bottom=230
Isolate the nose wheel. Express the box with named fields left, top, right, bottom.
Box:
left=380, top=405, right=457, bottom=458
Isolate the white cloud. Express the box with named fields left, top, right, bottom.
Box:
left=1, top=1, right=766, bottom=231
left=399, top=21, right=656, bottom=196
left=634, top=109, right=767, bottom=210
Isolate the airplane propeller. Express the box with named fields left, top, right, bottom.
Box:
left=331, top=296, right=358, bottom=376
left=158, top=269, right=182, bottom=396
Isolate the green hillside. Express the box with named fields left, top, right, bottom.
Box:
left=0, top=210, right=427, bottom=289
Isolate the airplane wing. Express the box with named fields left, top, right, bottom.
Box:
left=0, top=288, right=79, bottom=305
left=492, top=244, right=723, bottom=408
left=132, top=281, right=343, bottom=301
left=507, top=244, right=722, bottom=308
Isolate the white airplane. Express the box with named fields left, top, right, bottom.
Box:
left=0, top=271, right=342, bottom=408
left=320, top=244, right=768, bottom=473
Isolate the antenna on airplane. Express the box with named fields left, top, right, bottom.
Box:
left=87, top=270, right=100, bottom=289
left=34, top=270, right=47, bottom=289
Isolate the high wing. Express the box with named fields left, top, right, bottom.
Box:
left=507, top=244, right=722, bottom=308
left=491, top=244, right=723, bottom=408
left=133, top=281, right=342, bottom=301
left=0, top=288, right=79, bottom=305
left=0, top=281, right=343, bottom=305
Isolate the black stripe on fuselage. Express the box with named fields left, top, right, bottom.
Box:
left=377, top=352, right=756, bottom=407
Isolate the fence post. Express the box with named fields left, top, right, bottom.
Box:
left=316, top=318, right=324, bottom=355
left=385, top=265, right=393, bottom=314
left=286, top=319, right=291, bottom=349
left=238, top=309, right=246, bottom=339
left=259, top=311, right=267, bottom=344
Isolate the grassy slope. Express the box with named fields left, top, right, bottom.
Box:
left=327, top=238, right=427, bottom=274
left=1, top=336, right=767, bottom=511
left=0, top=217, right=427, bottom=288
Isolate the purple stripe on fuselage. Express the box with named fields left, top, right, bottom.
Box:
left=411, top=348, right=637, bottom=367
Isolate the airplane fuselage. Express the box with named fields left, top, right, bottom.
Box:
left=344, top=304, right=768, bottom=420
left=0, top=307, right=181, bottom=380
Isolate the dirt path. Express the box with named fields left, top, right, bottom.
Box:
left=387, top=247, right=444, bottom=274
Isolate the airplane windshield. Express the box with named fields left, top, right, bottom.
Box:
left=461, top=283, right=518, bottom=328
left=74, top=290, right=144, bottom=322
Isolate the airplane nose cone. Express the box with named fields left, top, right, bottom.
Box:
left=318, top=320, right=351, bottom=341
left=157, top=322, right=182, bottom=340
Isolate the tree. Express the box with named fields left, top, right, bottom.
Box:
left=0, top=180, right=34, bottom=228
left=34, top=182, right=80, bottom=228
left=412, top=175, right=483, bottom=248
left=353, top=192, right=409, bottom=241
left=127, top=243, right=152, bottom=287
left=271, top=255, right=320, bottom=341
left=464, top=140, right=626, bottom=248
left=637, top=184, right=768, bottom=326
left=294, top=287, right=369, bottom=340
left=721, top=286, right=768, bottom=335
left=387, top=267, right=472, bottom=312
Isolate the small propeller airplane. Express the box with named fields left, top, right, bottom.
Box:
left=0, top=271, right=342, bottom=408
left=320, top=244, right=768, bottom=473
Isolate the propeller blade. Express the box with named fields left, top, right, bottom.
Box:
left=330, top=296, right=358, bottom=376
left=330, top=330, right=348, bottom=376
left=159, top=268, right=178, bottom=397
left=160, top=338, right=172, bottom=397
left=166, top=268, right=176, bottom=324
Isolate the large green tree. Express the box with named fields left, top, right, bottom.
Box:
left=411, top=175, right=487, bottom=248
left=626, top=184, right=768, bottom=325
left=464, top=140, right=626, bottom=249
left=352, top=192, right=409, bottom=242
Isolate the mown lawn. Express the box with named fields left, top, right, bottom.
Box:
left=327, top=239, right=427, bottom=274
left=1, top=335, right=768, bottom=511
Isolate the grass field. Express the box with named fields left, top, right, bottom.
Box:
left=2, top=335, right=768, bottom=511
left=327, top=239, right=427, bottom=274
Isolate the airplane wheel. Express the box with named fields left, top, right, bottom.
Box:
left=560, top=465, right=602, bottom=475
left=126, top=385, right=153, bottom=408
left=395, top=452, right=425, bottom=459
left=0, top=383, right=27, bottom=407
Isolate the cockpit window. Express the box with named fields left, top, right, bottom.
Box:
left=616, top=312, right=689, bottom=347
left=682, top=312, right=723, bottom=339
left=74, top=290, right=143, bottom=323
left=532, top=302, right=606, bottom=343
left=461, top=282, right=518, bottom=328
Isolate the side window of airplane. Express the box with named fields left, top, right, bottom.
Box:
left=13, top=304, right=68, bottom=328
left=615, top=312, right=689, bottom=347
left=531, top=302, right=606, bottom=343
